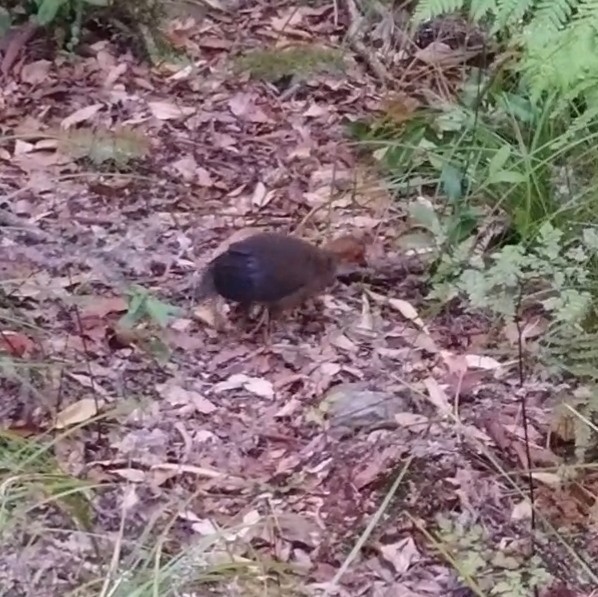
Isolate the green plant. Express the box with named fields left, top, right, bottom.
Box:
left=550, top=387, right=598, bottom=462
left=114, top=285, right=180, bottom=361
left=35, top=0, right=108, bottom=28
left=0, top=430, right=284, bottom=595
left=352, top=76, right=598, bottom=244
left=4, top=0, right=170, bottom=57
left=412, top=0, right=598, bottom=101
left=433, top=515, right=553, bottom=596
left=120, top=285, right=180, bottom=330
left=434, top=223, right=595, bottom=322
left=58, top=126, right=151, bottom=167
left=412, top=200, right=598, bottom=379
left=0, top=7, right=11, bottom=35
left=235, top=46, right=344, bottom=82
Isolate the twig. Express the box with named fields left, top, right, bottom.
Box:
left=0, top=207, right=56, bottom=242
left=341, top=0, right=390, bottom=83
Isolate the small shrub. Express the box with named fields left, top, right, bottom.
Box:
left=434, top=515, right=553, bottom=596
left=5, top=0, right=171, bottom=58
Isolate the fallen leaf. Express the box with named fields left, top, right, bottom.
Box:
left=0, top=331, right=35, bottom=357
left=81, top=296, right=128, bottom=319
left=464, top=354, right=502, bottom=370
left=148, top=101, right=195, bottom=120
left=213, top=373, right=275, bottom=399
left=61, top=104, right=104, bottom=129
left=304, top=103, right=329, bottom=118
left=228, top=93, right=272, bottom=123
left=394, top=412, right=429, bottom=431
left=159, top=383, right=217, bottom=413
left=531, top=472, right=562, bottom=486
left=54, top=398, right=99, bottom=429
left=172, top=155, right=199, bottom=181
left=379, top=536, right=420, bottom=573
left=251, top=181, right=275, bottom=207
left=415, top=41, right=461, bottom=66
left=20, top=59, right=51, bottom=84
left=275, top=397, right=302, bottom=418
left=423, top=377, right=451, bottom=415
left=114, top=468, right=146, bottom=483
left=510, top=500, right=532, bottom=521
left=386, top=297, right=428, bottom=331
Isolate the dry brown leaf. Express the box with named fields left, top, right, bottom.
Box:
left=148, top=101, right=195, bottom=120
left=415, top=41, right=461, bottom=66
left=0, top=331, right=35, bottom=357
left=172, top=155, right=199, bottom=181
left=275, top=397, right=302, bottom=418
left=122, top=485, right=139, bottom=511
left=213, top=373, right=275, bottom=399
left=271, top=9, right=303, bottom=31
left=251, top=181, right=275, bottom=207
left=147, top=467, right=179, bottom=487
left=103, top=63, right=127, bottom=88
left=399, top=327, right=439, bottom=353
left=196, top=167, right=214, bottom=187
left=386, top=297, right=428, bottom=331
left=159, top=383, right=218, bottom=414
left=531, top=472, right=562, bottom=486
left=81, top=296, right=128, bottom=319
left=379, top=536, right=420, bottom=574
left=394, top=412, right=429, bottom=431
left=464, top=354, right=502, bottom=371
left=54, top=398, right=99, bottom=429
left=304, top=103, right=329, bottom=118
left=510, top=500, right=532, bottom=521
left=20, top=60, right=51, bottom=84
left=422, top=376, right=451, bottom=415
left=503, top=317, right=547, bottom=347
left=114, top=468, right=146, bottom=483
left=61, top=104, right=104, bottom=129
left=228, top=93, right=272, bottom=123
left=356, top=292, right=374, bottom=332
left=193, top=302, right=226, bottom=329
left=14, top=139, right=34, bottom=155
left=329, top=332, right=358, bottom=352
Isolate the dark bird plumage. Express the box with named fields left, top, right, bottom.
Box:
left=196, top=231, right=366, bottom=322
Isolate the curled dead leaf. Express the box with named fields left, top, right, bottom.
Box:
left=61, top=103, right=104, bottom=129
left=0, top=331, right=35, bottom=357
left=148, top=101, right=195, bottom=120
left=114, top=468, right=146, bottom=483
left=213, top=373, right=274, bottom=399
left=54, top=398, right=99, bottom=429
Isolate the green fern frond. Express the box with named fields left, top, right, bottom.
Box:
left=574, top=0, right=598, bottom=24
left=412, top=0, right=466, bottom=24
left=494, top=0, right=535, bottom=29
left=413, top=0, right=598, bottom=97
left=533, top=0, right=580, bottom=31
left=469, top=0, right=496, bottom=20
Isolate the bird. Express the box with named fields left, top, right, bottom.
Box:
left=196, top=231, right=366, bottom=335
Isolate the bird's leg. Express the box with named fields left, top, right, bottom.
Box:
left=245, top=305, right=282, bottom=344
left=262, top=307, right=273, bottom=344
left=244, top=306, right=270, bottom=340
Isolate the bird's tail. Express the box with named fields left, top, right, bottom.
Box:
left=193, top=264, right=217, bottom=301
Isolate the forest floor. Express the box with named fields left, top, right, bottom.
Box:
left=0, top=1, right=595, bottom=596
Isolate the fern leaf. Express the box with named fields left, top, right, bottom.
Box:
left=533, top=0, right=581, bottom=31
left=469, top=0, right=497, bottom=21
left=412, top=0, right=466, bottom=24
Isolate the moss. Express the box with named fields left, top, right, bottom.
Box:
left=234, top=46, right=344, bottom=81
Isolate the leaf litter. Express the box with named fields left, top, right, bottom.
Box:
left=0, top=2, right=593, bottom=596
